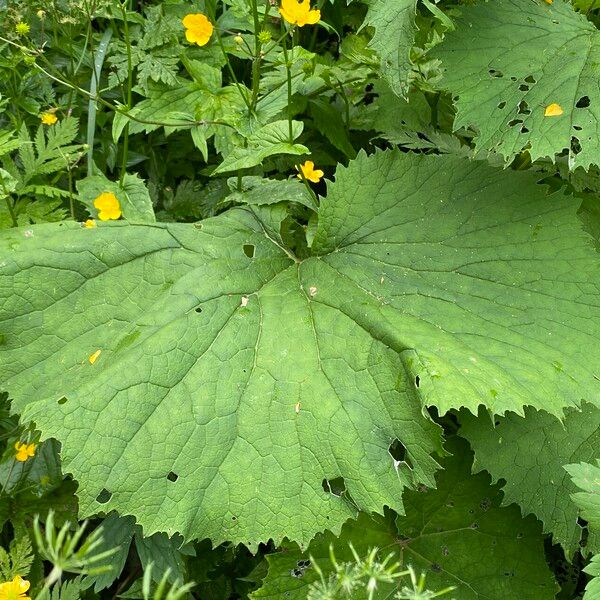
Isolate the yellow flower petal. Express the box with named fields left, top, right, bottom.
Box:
left=89, top=349, right=102, bottom=364
left=297, top=160, right=324, bottom=183
left=279, top=0, right=320, bottom=26
left=93, top=192, right=121, bottom=221
left=544, top=102, right=563, bottom=117
left=182, top=13, right=214, bottom=46
left=84, top=219, right=96, bottom=228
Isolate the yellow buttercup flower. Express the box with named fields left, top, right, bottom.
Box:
left=279, top=0, right=321, bottom=26
left=544, top=102, right=563, bottom=117
left=15, top=22, right=30, bottom=36
left=14, top=442, right=35, bottom=463
left=40, top=112, right=58, bottom=126
left=182, top=14, right=214, bottom=46
left=0, top=576, right=31, bottom=600
left=84, top=219, right=96, bottom=228
left=297, top=160, right=324, bottom=183
left=93, top=192, right=121, bottom=221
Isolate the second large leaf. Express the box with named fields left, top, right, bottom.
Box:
left=435, top=0, right=600, bottom=169
left=1, top=151, right=599, bottom=547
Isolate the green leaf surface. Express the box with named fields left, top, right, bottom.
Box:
left=254, top=439, right=557, bottom=599
left=134, top=531, right=189, bottom=583
left=251, top=513, right=400, bottom=599
left=2, top=151, right=600, bottom=546
left=213, top=121, right=309, bottom=174
left=565, top=460, right=600, bottom=530
left=394, top=437, right=558, bottom=599
left=434, top=0, right=600, bottom=169
left=566, top=461, right=600, bottom=599
left=460, top=404, right=600, bottom=557
left=82, top=513, right=135, bottom=592
left=224, top=176, right=316, bottom=211
left=363, top=0, right=415, bottom=97
left=584, top=554, right=600, bottom=600
left=77, top=172, right=155, bottom=223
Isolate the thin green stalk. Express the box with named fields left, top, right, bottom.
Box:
left=249, top=0, right=262, bottom=110
left=214, top=27, right=253, bottom=112
left=281, top=29, right=294, bottom=143
left=119, top=0, right=133, bottom=185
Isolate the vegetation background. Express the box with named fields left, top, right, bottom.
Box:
left=0, top=0, right=599, bottom=598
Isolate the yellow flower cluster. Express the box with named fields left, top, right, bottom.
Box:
left=40, top=112, right=58, bottom=126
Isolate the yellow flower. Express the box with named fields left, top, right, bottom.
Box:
left=15, top=22, right=30, bottom=36
left=544, top=102, right=563, bottom=117
left=84, top=219, right=96, bottom=228
left=40, top=112, right=58, bottom=126
left=93, top=192, right=121, bottom=220
left=182, top=14, right=214, bottom=46
left=0, top=576, right=31, bottom=600
left=296, top=160, right=324, bottom=183
left=279, top=0, right=321, bottom=26
left=14, top=442, right=35, bottom=463
left=88, top=349, right=102, bottom=364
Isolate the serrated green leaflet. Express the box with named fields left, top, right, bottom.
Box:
left=461, top=404, right=600, bottom=557
left=1, top=151, right=600, bottom=546
left=435, top=0, right=600, bottom=169
left=254, top=439, right=557, bottom=599
left=566, top=462, right=600, bottom=599
left=584, top=555, right=600, bottom=600
left=565, top=460, right=600, bottom=530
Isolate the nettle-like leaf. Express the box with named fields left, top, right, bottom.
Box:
left=363, top=0, right=416, bottom=97
left=1, top=151, right=599, bottom=547
left=435, top=0, right=600, bottom=169
left=565, top=460, right=600, bottom=530
left=566, top=461, right=600, bottom=599
left=253, top=439, right=557, bottom=599
left=460, top=404, right=600, bottom=558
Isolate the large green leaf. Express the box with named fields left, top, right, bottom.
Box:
left=435, top=0, right=600, bottom=169
left=460, top=404, right=600, bottom=557
left=1, top=151, right=599, bottom=547
left=254, top=439, right=557, bottom=599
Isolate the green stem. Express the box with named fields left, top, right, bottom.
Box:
left=249, top=0, right=263, bottom=110
left=119, top=0, right=133, bottom=185
left=281, top=29, right=294, bottom=144
left=297, top=169, right=319, bottom=208
left=213, top=27, right=253, bottom=112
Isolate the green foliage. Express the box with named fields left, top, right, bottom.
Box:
left=460, top=403, right=600, bottom=557
left=435, top=0, right=600, bottom=168
left=1, top=0, right=600, bottom=595
left=0, top=535, right=34, bottom=580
